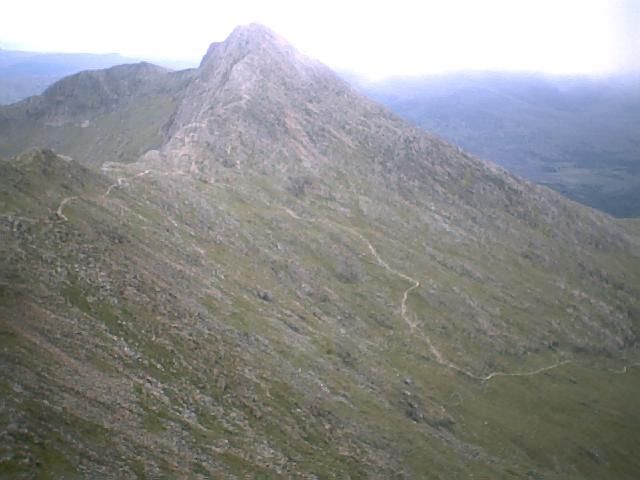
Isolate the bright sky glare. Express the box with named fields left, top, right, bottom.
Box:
left=1, top=0, right=637, bottom=79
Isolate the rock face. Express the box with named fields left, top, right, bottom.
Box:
left=154, top=24, right=359, bottom=174
left=1, top=24, right=640, bottom=479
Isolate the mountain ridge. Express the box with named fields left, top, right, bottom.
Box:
left=1, top=23, right=640, bottom=478
left=0, top=48, right=196, bottom=105
left=0, top=61, right=195, bottom=166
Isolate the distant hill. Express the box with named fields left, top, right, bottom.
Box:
left=0, top=49, right=194, bottom=105
left=354, top=72, right=640, bottom=217
left=0, top=61, right=195, bottom=165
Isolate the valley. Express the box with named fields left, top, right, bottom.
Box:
left=356, top=72, right=640, bottom=218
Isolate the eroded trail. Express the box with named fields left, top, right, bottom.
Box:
left=610, top=362, right=640, bottom=374
left=283, top=208, right=421, bottom=331
left=55, top=196, right=78, bottom=221
left=103, top=169, right=153, bottom=198
left=55, top=168, right=186, bottom=222
left=347, top=230, right=575, bottom=381
left=281, top=207, right=637, bottom=383
left=50, top=183, right=639, bottom=384
left=345, top=228, right=421, bottom=332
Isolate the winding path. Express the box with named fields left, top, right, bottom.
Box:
left=609, top=362, right=640, bottom=374
left=341, top=222, right=572, bottom=381
left=55, top=168, right=186, bottom=222
left=48, top=181, right=640, bottom=383
left=281, top=206, right=637, bottom=383
left=55, top=196, right=78, bottom=221
left=102, top=169, right=153, bottom=198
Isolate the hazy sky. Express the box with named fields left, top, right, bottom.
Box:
left=1, top=0, right=637, bottom=79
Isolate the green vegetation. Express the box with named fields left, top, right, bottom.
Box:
left=1, top=25, right=639, bottom=478
left=0, top=63, right=193, bottom=167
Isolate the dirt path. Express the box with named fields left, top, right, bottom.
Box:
left=55, top=168, right=186, bottom=222
left=347, top=228, right=575, bottom=382
left=103, top=169, right=153, bottom=198
left=347, top=228, right=421, bottom=330
left=55, top=196, right=78, bottom=221
left=50, top=185, right=640, bottom=384
left=609, top=362, right=640, bottom=374
left=281, top=206, right=639, bottom=383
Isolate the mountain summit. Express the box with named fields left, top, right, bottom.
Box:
left=199, top=23, right=319, bottom=75
left=1, top=24, right=640, bottom=479
left=155, top=23, right=356, bottom=174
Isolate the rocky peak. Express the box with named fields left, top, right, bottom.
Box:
left=197, top=23, right=329, bottom=86
left=157, top=23, right=353, bottom=173
left=200, top=23, right=280, bottom=65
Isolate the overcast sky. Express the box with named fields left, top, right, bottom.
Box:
left=1, top=0, right=638, bottom=79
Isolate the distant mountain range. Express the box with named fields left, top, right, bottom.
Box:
left=1, top=25, right=639, bottom=478
left=0, top=48, right=195, bottom=105
left=352, top=72, right=640, bottom=217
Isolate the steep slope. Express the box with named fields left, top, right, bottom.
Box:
left=0, top=62, right=195, bottom=166
left=355, top=72, right=640, bottom=217
left=2, top=25, right=640, bottom=479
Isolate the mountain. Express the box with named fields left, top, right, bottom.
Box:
left=0, top=50, right=144, bottom=105
left=354, top=72, right=640, bottom=218
left=1, top=24, right=640, bottom=479
left=0, top=62, right=195, bottom=166
left=0, top=49, right=196, bottom=105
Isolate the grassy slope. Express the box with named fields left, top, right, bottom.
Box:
left=1, top=150, right=639, bottom=478
left=0, top=65, right=193, bottom=168
left=0, top=94, right=177, bottom=165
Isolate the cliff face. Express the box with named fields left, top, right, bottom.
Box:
left=1, top=24, right=639, bottom=479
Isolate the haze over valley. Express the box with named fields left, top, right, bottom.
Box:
left=354, top=71, right=640, bottom=217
